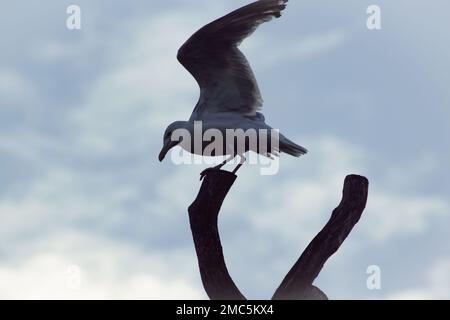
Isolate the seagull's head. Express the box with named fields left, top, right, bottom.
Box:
left=159, top=121, right=190, bottom=162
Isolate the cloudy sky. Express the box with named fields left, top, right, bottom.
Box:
left=1, top=0, right=449, bottom=299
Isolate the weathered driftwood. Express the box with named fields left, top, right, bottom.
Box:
left=188, top=170, right=369, bottom=300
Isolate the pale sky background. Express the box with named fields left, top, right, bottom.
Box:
left=1, top=0, right=449, bottom=299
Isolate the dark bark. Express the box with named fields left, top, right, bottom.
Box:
left=188, top=171, right=368, bottom=300
left=188, top=169, right=245, bottom=300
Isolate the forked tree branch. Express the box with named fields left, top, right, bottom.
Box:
left=188, top=171, right=368, bottom=300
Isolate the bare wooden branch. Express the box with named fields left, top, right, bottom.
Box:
left=188, top=171, right=368, bottom=300
left=272, top=174, right=369, bottom=300
left=188, top=169, right=246, bottom=300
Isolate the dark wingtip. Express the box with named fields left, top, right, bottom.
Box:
left=273, top=0, right=289, bottom=18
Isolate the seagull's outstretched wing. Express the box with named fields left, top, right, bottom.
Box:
left=177, top=0, right=288, bottom=120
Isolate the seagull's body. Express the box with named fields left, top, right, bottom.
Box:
left=159, top=0, right=307, bottom=176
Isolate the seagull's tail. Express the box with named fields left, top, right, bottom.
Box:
left=279, top=135, right=308, bottom=157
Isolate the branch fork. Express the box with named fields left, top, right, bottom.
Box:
left=188, top=170, right=369, bottom=300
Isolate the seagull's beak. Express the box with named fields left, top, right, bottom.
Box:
left=158, top=140, right=178, bottom=162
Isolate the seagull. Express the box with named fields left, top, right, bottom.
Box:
left=159, top=0, right=307, bottom=178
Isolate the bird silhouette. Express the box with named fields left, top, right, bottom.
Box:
left=159, top=0, right=307, bottom=179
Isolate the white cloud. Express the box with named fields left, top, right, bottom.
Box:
left=243, top=29, right=348, bottom=68
left=0, top=231, right=203, bottom=299
left=0, top=69, right=37, bottom=102
left=363, top=193, right=448, bottom=242
left=388, top=258, right=450, bottom=300
left=67, top=10, right=209, bottom=156
left=0, top=167, right=122, bottom=235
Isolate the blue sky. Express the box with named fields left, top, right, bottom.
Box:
left=0, top=0, right=449, bottom=299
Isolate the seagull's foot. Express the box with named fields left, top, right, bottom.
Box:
left=199, top=167, right=221, bottom=181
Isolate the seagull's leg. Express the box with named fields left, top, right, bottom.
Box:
left=232, top=155, right=247, bottom=175
left=199, top=156, right=235, bottom=181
